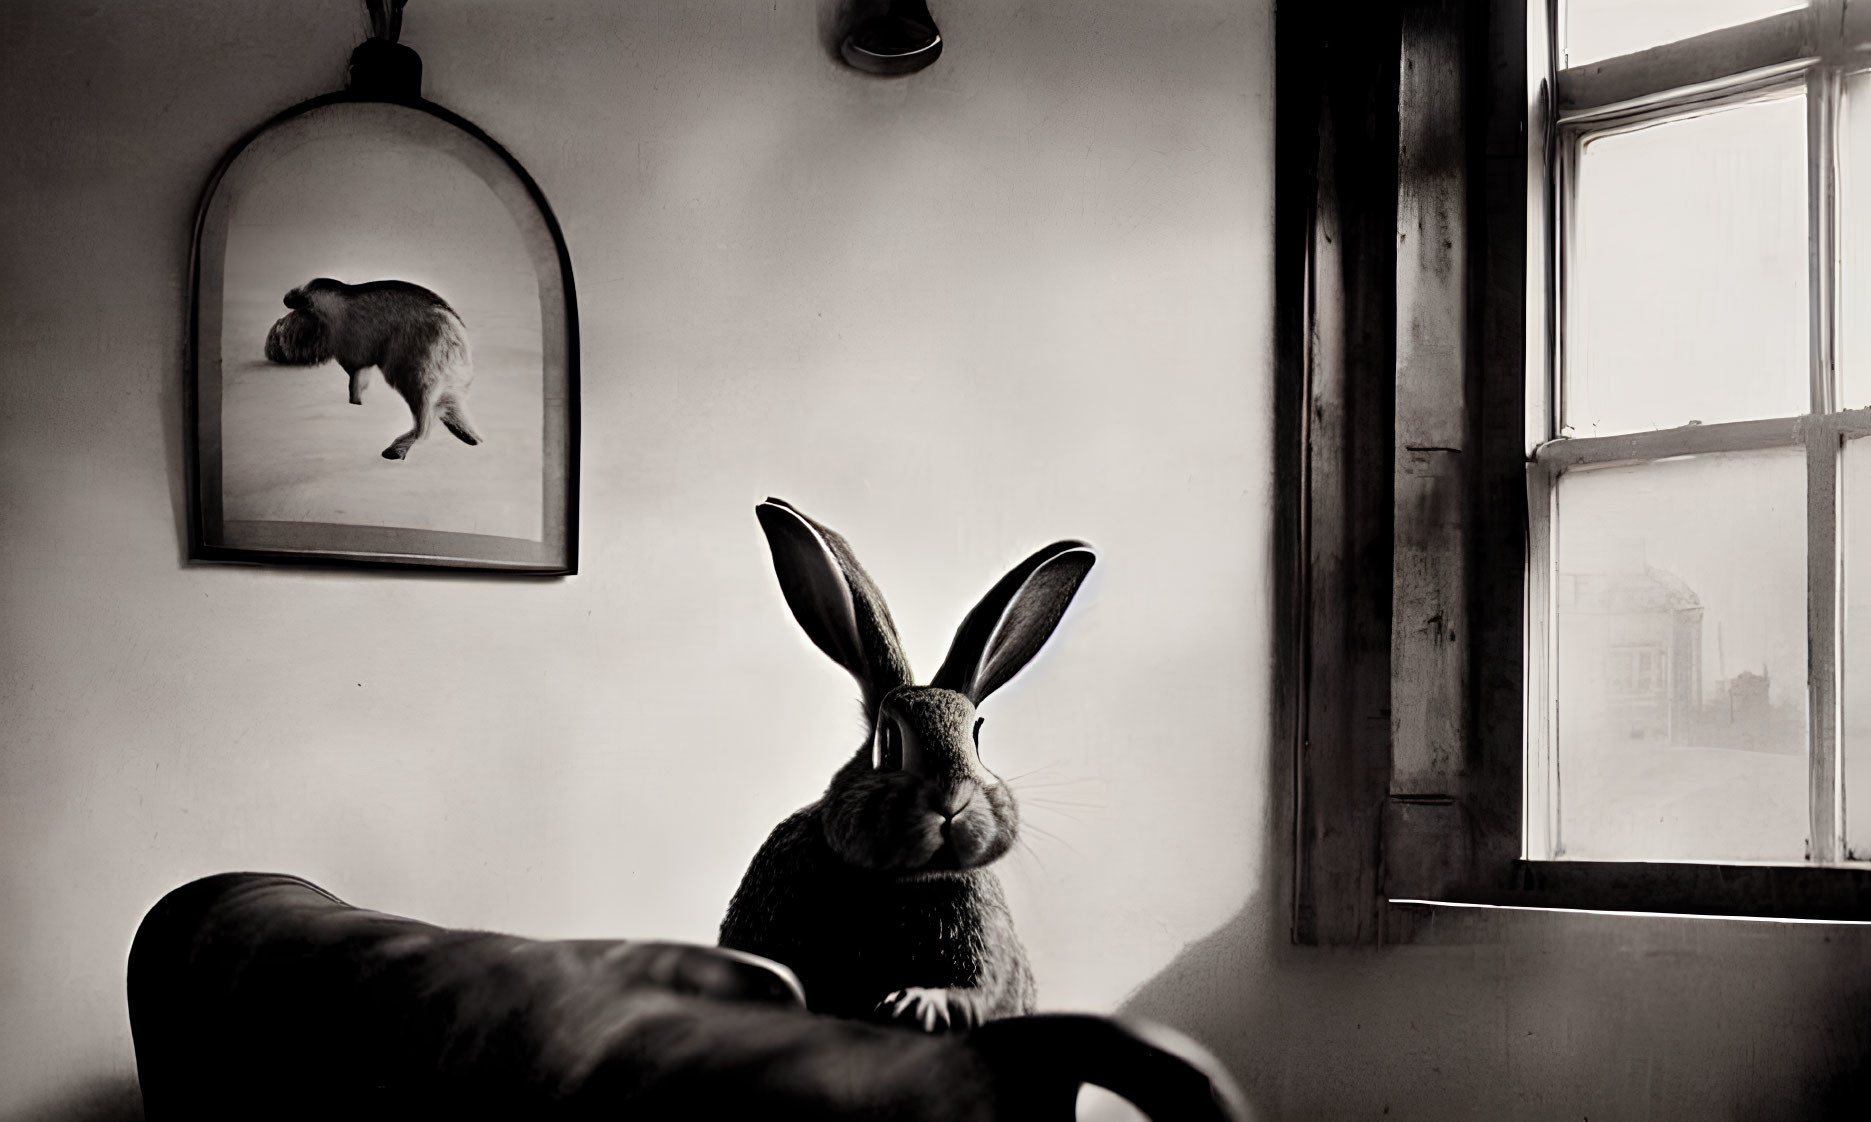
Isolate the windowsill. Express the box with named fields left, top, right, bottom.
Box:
left=1391, top=897, right=1871, bottom=925
left=1380, top=891, right=1871, bottom=948
left=1391, top=859, right=1871, bottom=933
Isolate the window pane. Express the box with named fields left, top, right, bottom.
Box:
left=1554, top=449, right=1807, bottom=862
left=1841, top=438, right=1871, bottom=858
left=1838, top=71, right=1871, bottom=409
left=1567, top=94, right=1808, bottom=437
left=1564, top=1, right=1806, bottom=67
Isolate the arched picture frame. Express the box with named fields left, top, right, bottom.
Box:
left=188, top=38, right=578, bottom=574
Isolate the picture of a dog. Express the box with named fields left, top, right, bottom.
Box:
left=264, top=277, right=482, bottom=460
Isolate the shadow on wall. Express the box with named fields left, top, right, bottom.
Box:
left=1118, top=899, right=1273, bottom=1120
left=3, top=1077, right=142, bottom=1122
left=817, top=0, right=888, bottom=67
left=1751, top=979, right=1871, bottom=1119
left=1117, top=876, right=1871, bottom=1120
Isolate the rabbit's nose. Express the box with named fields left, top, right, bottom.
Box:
left=938, top=784, right=976, bottom=818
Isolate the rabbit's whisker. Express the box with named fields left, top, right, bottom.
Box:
left=1010, top=779, right=1101, bottom=792
left=1016, top=820, right=1077, bottom=852
left=997, top=765, right=1058, bottom=784
left=1017, top=793, right=1104, bottom=812
left=1002, top=775, right=1103, bottom=797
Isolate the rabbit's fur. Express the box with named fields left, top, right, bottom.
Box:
left=264, top=278, right=481, bottom=460
left=720, top=499, right=1095, bottom=1033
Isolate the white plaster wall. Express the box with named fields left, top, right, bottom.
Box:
left=5, top=3, right=1870, bottom=1121
left=0, top=1, right=1267, bottom=1117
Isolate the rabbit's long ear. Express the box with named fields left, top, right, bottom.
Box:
left=931, top=540, right=1095, bottom=704
left=756, top=499, right=913, bottom=714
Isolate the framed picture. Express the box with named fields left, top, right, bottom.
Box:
left=189, top=76, right=578, bottom=573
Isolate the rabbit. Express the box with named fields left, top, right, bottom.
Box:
left=719, top=498, right=1096, bottom=1034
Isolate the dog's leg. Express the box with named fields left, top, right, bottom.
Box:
left=345, top=365, right=369, bottom=405
left=439, top=394, right=482, bottom=446
left=383, top=396, right=434, bottom=460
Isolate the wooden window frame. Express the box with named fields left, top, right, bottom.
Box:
left=1284, top=0, right=1871, bottom=946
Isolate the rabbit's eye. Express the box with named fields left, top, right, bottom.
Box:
left=874, top=719, right=903, bottom=771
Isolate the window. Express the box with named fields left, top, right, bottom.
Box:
left=1533, top=2, right=1871, bottom=870
left=1282, top=1, right=1871, bottom=945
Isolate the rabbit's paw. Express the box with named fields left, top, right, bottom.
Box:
left=877, top=987, right=982, bottom=1033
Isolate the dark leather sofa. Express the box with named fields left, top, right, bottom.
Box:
left=127, top=873, right=1240, bottom=1120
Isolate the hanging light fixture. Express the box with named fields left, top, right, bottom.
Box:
left=348, top=0, right=419, bottom=99
left=841, top=0, right=943, bottom=77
